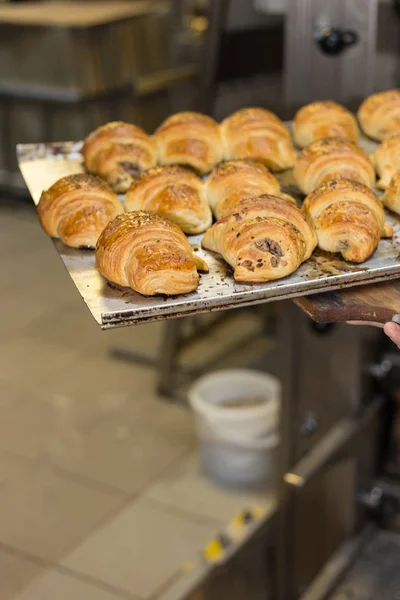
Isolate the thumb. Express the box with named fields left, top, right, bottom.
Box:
left=383, top=321, right=400, bottom=348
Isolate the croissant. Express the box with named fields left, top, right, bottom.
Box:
left=125, top=165, right=211, bottom=234
left=82, top=121, right=157, bottom=193
left=96, top=212, right=208, bottom=296
left=206, top=159, right=296, bottom=220
left=357, top=89, right=400, bottom=141
left=38, top=174, right=124, bottom=248
left=303, top=179, right=393, bottom=263
left=220, top=108, right=296, bottom=172
left=202, top=194, right=317, bottom=282
left=370, top=135, right=400, bottom=190
left=294, top=137, right=375, bottom=194
left=382, top=170, right=400, bottom=215
left=154, top=112, right=223, bottom=175
left=293, top=101, right=359, bottom=148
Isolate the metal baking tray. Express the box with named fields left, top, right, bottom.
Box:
left=17, top=134, right=400, bottom=329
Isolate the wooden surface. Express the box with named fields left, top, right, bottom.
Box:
left=0, top=1, right=164, bottom=28
left=294, top=281, right=400, bottom=324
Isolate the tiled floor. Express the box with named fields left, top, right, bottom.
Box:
left=0, top=199, right=275, bottom=599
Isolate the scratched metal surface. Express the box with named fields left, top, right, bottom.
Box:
left=17, top=133, right=400, bottom=329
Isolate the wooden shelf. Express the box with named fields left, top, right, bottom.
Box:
left=0, top=1, right=166, bottom=28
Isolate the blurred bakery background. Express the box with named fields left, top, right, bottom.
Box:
left=1, top=2, right=400, bottom=600
left=1, top=0, right=399, bottom=192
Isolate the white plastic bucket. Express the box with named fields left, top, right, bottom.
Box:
left=188, top=369, right=280, bottom=488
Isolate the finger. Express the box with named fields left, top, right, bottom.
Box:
left=384, top=321, right=400, bottom=347
left=347, top=320, right=384, bottom=328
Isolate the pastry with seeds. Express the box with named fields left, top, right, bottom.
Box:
left=370, top=135, right=400, bottom=190
left=358, top=89, right=400, bottom=141
left=38, top=173, right=123, bottom=248
left=202, top=194, right=317, bottom=282
left=293, top=100, right=359, bottom=148
left=125, top=165, right=211, bottom=235
left=294, top=137, right=375, bottom=194
left=82, top=121, right=157, bottom=193
left=382, top=170, right=400, bottom=216
left=206, top=159, right=296, bottom=220
left=303, top=178, right=393, bottom=263
left=220, top=108, right=296, bottom=172
left=154, top=112, right=223, bottom=175
left=96, top=212, right=208, bottom=296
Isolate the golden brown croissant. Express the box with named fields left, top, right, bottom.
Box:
left=370, top=135, right=400, bottom=190
left=154, top=112, right=223, bottom=175
left=294, top=137, right=375, bottom=194
left=82, top=121, right=157, bottom=193
left=382, top=170, right=400, bottom=215
left=303, top=178, right=393, bottom=263
left=125, top=165, right=211, bottom=234
left=202, top=194, right=317, bottom=282
left=293, top=101, right=359, bottom=148
left=220, top=108, right=296, bottom=172
left=357, top=89, right=400, bottom=141
left=96, top=212, right=208, bottom=296
left=206, top=159, right=295, bottom=220
left=38, top=174, right=124, bottom=248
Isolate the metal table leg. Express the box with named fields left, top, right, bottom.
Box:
left=156, top=318, right=184, bottom=397
left=111, top=307, right=277, bottom=401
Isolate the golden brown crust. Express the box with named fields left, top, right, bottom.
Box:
left=382, top=170, right=400, bottom=215
left=96, top=211, right=206, bottom=296
left=125, top=165, right=212, bottom=234
left=206, top=159, right=295, bottom=219
left=220, top=108, right=296, bottom=172
left=37, top=173, right=124, bottom=248
left=294, top=137, right=375, bottom=194
left=154, top=112, right=223, bottom=175
left=202, top=194, right=317, bottom=282
left=358, top=89, right=400, bottom=141
left=293, top=101, right=359, bottom=148
left=370, top=135, right=400, bottom=190
left=82, top=121, right=157, bottom=192
left=303, top=178, right=392, bottom=263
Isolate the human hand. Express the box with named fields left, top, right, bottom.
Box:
left=383, top=321, right=400, bottom=348
left=347, top=319, right=400, bottom=348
